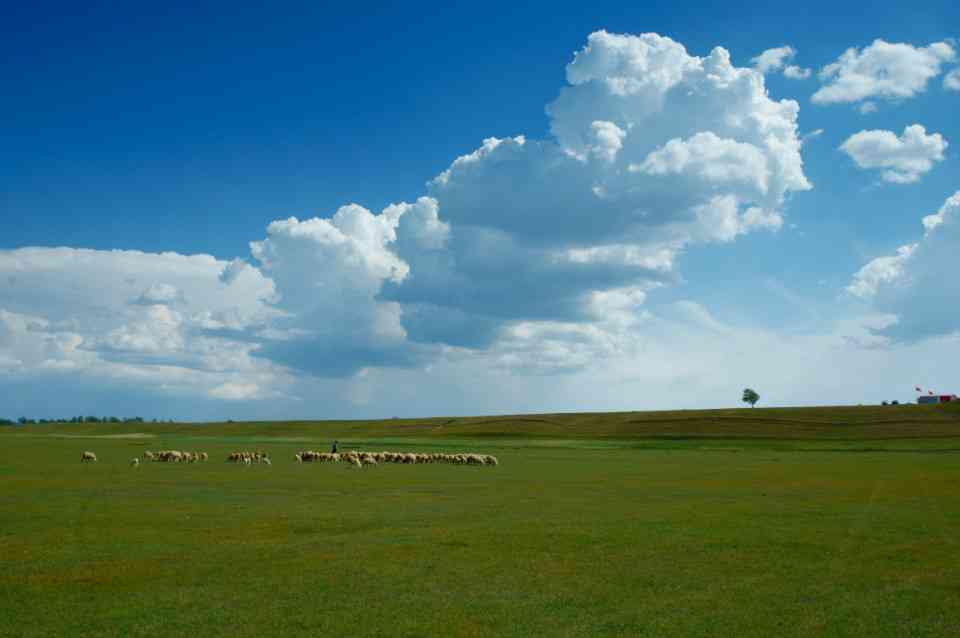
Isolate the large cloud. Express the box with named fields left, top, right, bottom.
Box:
left=382, top=31, right=809, bottom=351
left=0, top=248, right=284, bottom=401
left=245, top=199, right=447, bottom=375
left=0, top=248, right=275, bottom=330
left=812, top=39, right=955, bottom=105
left=1, top=31, right=814, bottom=410
left=839, top=124, right=947, bottom=184
left=848, top=192, right=960, bottom=340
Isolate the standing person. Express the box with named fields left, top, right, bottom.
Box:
left=331, top=440, right=338, bottom=453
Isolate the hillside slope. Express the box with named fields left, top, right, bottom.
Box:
left=5, top=403, right=960, bottom=440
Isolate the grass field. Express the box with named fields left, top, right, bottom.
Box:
left=3, top=404, right=960, bottom=637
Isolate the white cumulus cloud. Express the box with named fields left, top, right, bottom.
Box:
left=945, top=68, right=960, bottom=91
left=813, top=39, right=955, bottom=105
left=847, top=244, right=917, bottom=299
left=752, top=46, right=796, bottom=73
left=0, top=248, right=283, bottom=401
left=0, top=30, right=816, bottom=411
left=847, top=192, right=960, bottom=340
left=783, top=65, right=812, bottom=80
left=589, top=120, right=627, bottom=162
left=387, top=31, right=810, bottom=358
left=246, top=198, right=451, bottom=376
left=634, top=132, right=772, bottom=195
left=751, top=46, right=811, bottom=80
left=839, top=124, right=947, bottom=184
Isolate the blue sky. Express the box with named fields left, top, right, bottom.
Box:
left=2, top=1, right=959, bottom=419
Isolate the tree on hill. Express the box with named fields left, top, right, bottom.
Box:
left=742, top=388, right=760, bottom=408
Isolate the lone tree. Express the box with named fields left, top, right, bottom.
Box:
left=742, top=388, right=760, bottom=408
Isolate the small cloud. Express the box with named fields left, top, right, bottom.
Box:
left=802, top=129, right=824, bottom=144
left=783, top=65, right=812, bottom=80
left=751, top=46, right=796, bottom=74
left=750, top=47, right=810, bottom=80
left=813, top=39, right=956, bottom=105
left=839, top=124, right=947, bottom=184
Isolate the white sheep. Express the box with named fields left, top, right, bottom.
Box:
left=81, top=451, right=97, bottom=462
left=130, top=458, right=140, bottom=467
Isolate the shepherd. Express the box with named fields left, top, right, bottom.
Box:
left=331, top=440, right=338, bottom=454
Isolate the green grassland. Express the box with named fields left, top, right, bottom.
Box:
left=2, top=403, right=960, bottom=637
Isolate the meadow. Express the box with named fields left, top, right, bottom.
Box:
left=2, top=403, right=960, bottom=637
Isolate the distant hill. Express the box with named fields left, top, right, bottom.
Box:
left=6, top=403, right=960, bottom=441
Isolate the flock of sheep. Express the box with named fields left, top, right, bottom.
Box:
left=295, top=450, right=499, bottom=467
left=226, top=451, right=271, bottom=465
left=78, top=450, right=214, bottom=466
left=80, top=448, right=499, bottom=468
left=143, top=450, right=208, bottom=463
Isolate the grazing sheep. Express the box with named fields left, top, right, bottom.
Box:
left=263, top=458, right=271, bottom=466
left=130, top=458, right=140, bottom=467
left=150, top=450, right=206, bottom=464
left=227, top=451, right=262, bottom=464
left=81, top=451, right=97, bottom=463
left=289, top=447, right=498, bottom=469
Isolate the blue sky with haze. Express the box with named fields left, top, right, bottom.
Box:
left=2, top=1, right=959, bottom=420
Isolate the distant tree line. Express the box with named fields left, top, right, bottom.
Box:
left=0, top=416, right=176, bottom=426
